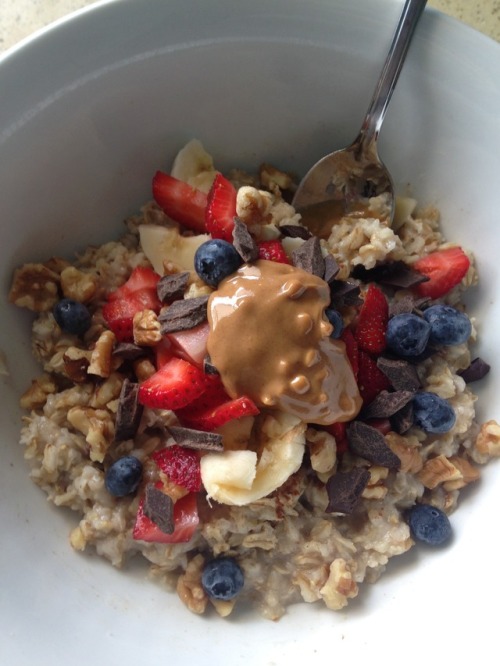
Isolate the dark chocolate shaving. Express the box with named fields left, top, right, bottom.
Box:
left=329, top=279, right=362, bottom=308
left=352, top=261, right=429, bottom=290
left=158, top=295, right=209, bottom=334
left=167, top=425, right=224, bottom=452
left=347, top=421, right=401, bottom=469
left=390, top=401, right=414, bottom=434
left=325, top=468, right=371, bottom=514
left=114, top=379, right=144, bottom=441
left=458, top=357, right=491, bottom=383
left=389, top=294, right=430, bottom=318
left=376, top=357, right=421, bottom=392
left=291, top=236, right=325, bottom=278
left=156, top=272, right=190, bottom=303
left=232, top=218, right=259, bottom=262
left=143, top=484, right=174, bottom=534
left=361, top=390, right=414, bottom=419
left=112, top=342, right=146, bottom=360
left=279, top=224, right=312, bottom=240
left=203, top=355, right=219, bottom=376
left=323, top=254, right=340, bottom=283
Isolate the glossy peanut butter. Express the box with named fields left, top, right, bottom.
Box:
left=206, top=260, right=362, bottom=425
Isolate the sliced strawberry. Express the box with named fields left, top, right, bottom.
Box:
left=138, top=357, right=207, bottom=410
left=324, top=421, right=348, bottom=455
left=152, top=445, right=202, bottom=492
left=257, top=240, right=290, bottom=264
left=355, top=284, right=388, bottom=354
left=340, top=328, right=359, bottom=380
left=205, top=173, right=237, bottom=242
left=152, top=171, right=208, bottom=233
left=133, top=489, right=199, bottom=544
left=165, top=321, right=210, bottom=368
left=177, top=394, right=260, bottom=431
left=413, top=247, right=470, bottom=299
left=154, top=337, right=174, bottom=368
left=102, top=267, right=162, bottom=342
left=357, top=350, right=391, bottom=405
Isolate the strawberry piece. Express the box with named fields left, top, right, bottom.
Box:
left=165, top=321, right=210, bottom=368
left=340, top=328, right=359, bottom=379
left=257, top=240, right=290, bottom=264
left=177, top=394, right=260, bottom=431
left=102, top=267, right=161, bottom=342
left=413, top=247, right=470, bottom=299
left=357, top=350, right=391, bottom=405
left=152, top=171, right=208, bottom=233
left=154, top=337, right=174, bottom=368
left=133, top=489, right=199, bottom=544
left=152, top=445, right=202, bottom=492
left=324, top=421, right=348, bottom=455
left=355, top=284, right=388, bottom=354
left=205, top=173, right=237, bottom=242
left=365, top=417, right=392, bottom=436
left=138, top=357, right=207, bottom=410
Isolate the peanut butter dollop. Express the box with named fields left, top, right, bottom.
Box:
left=206, top=260, right=362, bottom=425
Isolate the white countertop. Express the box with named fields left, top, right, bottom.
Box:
left=1, top=0, right=499, bottom=53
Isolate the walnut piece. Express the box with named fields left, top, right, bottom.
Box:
left=319, top=558, right=358, bottom=610
left=475, top=420, right=500, bottom=457
left=60, top=266, right=98, bottom=303
left=63, top=347, right=92, bottom=383
left=133, top=357, right=157, bottom=381
left=20, top=373, right=57, bottom=410
left=417, top=454, right=462, bottom=489
left=236, top=186, right=273, bottom=225
left=88, top=330, right=116, bottom=378
left=176, top=554, right=208, bottom=615
left=9, top=263, right=60, bottom=312
left=67, top=406, right=115, bottom=462
left=443, top=456, right=480, bottom=491
left=306, top=428, right=337, bottom=475
left=361, top=465, right=389, bottom=500
left=133, top=309, right=162, bottom=346
left=386, top=432, right=423, bottom=474
left=259, top=163, right=295, bottom=192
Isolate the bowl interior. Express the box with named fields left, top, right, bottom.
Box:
left=1, top=0, right=500, bottom=663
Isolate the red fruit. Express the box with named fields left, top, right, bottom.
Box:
left=355, top=284, right=388, bottom=354
left=154, top=337, right=174, bottom=368
left=138, top=357, right=207, bottom=410
left=177, top=394, right=260, bottom=431
left=365, top=418, right=392, bottom=436
left=340, top=328, right=359, bottom=379
left=257, top=240, right=290, bottom=264
left=102, top=267, right=161, bottom=342
left=166, top=321, right=210, bottom=368
left=205, top=173, right=237, bottom=242
left=133, top=489, right=199, bottom=544
left=413, top=247, right=470, bottom=299
left=152, top=445, right=202, bottom=492
left=152, top=171, right=208, bottom=233
left=357, top=350, right=391, bottom=404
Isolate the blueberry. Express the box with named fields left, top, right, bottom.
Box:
left=53, top=298, right=92, bottom=336
left=423, top=305, right=472, bottom=346
left=201, top=557, right=244, bottom=601
left=412, top=391, right=456, bottom=433
left=407, top=504, right=452, bottom=546
left=325, top=308, right=344, bottom=339
left=386, top=313, right=431, bottom=357
left=105, top=456, right=143, bottom=497
left=194, top=239, right=242, bottom=287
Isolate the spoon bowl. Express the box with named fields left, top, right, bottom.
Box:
left=292, top=0, right=428, bottom=235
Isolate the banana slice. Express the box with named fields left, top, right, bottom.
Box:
left=200, top=413, right=306, bottom=506
left=171, top=139, right=218, bottom=193
left=139, top=224, right=210, bottom=274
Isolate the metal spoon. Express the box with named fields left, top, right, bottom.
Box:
left=292, top=0, right=428, bottom=237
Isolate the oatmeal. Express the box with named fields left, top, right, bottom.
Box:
left=9, top=138, right=499, bottom=620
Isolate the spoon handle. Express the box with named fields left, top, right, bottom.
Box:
left=358, top=0, right=427, bottom=150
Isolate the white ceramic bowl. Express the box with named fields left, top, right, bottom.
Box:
left=1, top=1, right=500, bottom=663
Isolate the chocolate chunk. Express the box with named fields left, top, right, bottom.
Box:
left=390, top=401, right=414, bottom=434
left=361, top=390, right=414, bottom=419
left=167, top=425, right=224, bottom=452
left=203, top=355, right=219, bottom=376
left=376, top=357, right=421, bottom=392
left=389, top=294, right=430, bottom=318
left=347, top=421, right=401, bottom=469
left=143, top=483, right=174, bottom=534
left=458, top=357, right=491, bottom=383
left=232, top=218, right=259, bottom=262
left=325, top=468, right=371, bottom=514
left=291, top=236, right=325, bottom=278
left=352, top=261, right=429, bottom=290
left=114, top=379, right=144, bottom=441
left=323, top=254, right=340, bottom=283
left=279, top=224, right=312, bottom=240
left=156, top=272, right=190, bottom=303
left=112, top=342, right=146, bottom=360
left=329, top=279, right=362, bottom=308
left=158, top=295, right=209, bottom=334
